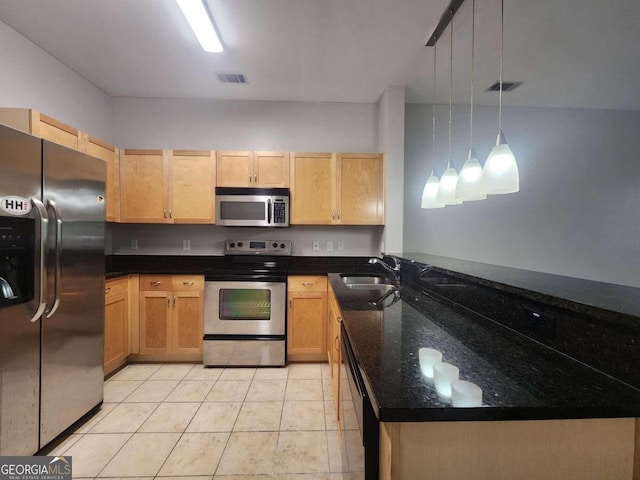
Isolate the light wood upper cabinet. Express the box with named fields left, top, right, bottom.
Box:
left=217, top=150, right=289, bottom=188
left=120, top=149, right=216, bottom=224
left=81, top=133, right=119, bottom=222
left=290, top=152, right=336, bottom=224
left=169, top=150, right=216, bottom=224
left=253, top=151, right=290, bottom=187
left=290, top=152, right=384, bottom=225
left=120, top=149, right=167, bottom=223
left=0, top=108, right=81, bottom=150
left=287, top=276, right=328, bottom=362
left=337, top=153, right=384, bottom=225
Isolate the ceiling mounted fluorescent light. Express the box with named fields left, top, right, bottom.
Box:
left=176, top=0, right=223, bottom=53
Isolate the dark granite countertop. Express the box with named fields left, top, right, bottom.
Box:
left=329, top=273, right=640, bottom=423
left=105, top=255, right=376, bottom=277
left=396, top=252, right=640, bottom=319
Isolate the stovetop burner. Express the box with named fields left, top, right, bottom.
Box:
left=204, top=239, right=292, bottom=281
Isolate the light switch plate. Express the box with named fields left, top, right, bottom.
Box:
left=183, top=240, right=191, bottom=251
left=131, top=239, right=138, bottom=250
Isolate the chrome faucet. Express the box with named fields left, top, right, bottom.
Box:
left=368, top=254, right=401, bottom=282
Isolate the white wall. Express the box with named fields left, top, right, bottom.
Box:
left=109, top=224, right=383, bottom=257
left=112, top=97, right=378, bottom=151
left=0, top=20, right=113, bottom=141
left=377, top=86, right=405, bottom=253
left=404, top=104, right=640, bottom=288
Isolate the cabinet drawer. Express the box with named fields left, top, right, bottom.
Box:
left=139, top=275, right=172, bottom=291
left=288, top=276, right=328, bottom=292
left=172, top=275, right=204, bottom=291
left=105, top=277, right=128, bottom=300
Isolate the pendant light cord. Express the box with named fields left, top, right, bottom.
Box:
left=432, top=42, right=437, bottom=175
left=448, top=9, right=453, bottom=167
left=498, top=0, right=504, bottom=132
left=469, top=0, right=475, bottom=150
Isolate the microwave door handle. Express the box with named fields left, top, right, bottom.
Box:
left=267, top=198, right=272, bottom=224
left=29, top=198, right=49, bottom=323
left=45, top=199, right=63, bottom=318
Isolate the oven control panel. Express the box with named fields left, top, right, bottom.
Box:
left=224, top=239, right=292, bottom=256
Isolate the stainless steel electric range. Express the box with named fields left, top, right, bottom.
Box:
left=203, top=239, right=291, bottom=366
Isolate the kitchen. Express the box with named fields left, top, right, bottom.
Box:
left=0, top=0, right=639, bottom=479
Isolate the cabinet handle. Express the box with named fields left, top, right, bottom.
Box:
left=302, top=282, right=314, bottom=287
left=332, top=210, right=336, bottom=220
left=253, top=174, right=257, bottom=182
left=167, top=296, right=171, bottom=307
left=163, top=209, right=167, bottom=218
left=182, top=281, right=194, bottom=286
left=151, top=281, right=162, bottom=286
left=337, top=210, right=341, bottom=220
left=249, top=174, right=252, bottom=184
left=173, top=296, right=176, bottom=307
left=334, top=336, right=339, bottom=352
left=169, top=209, right=173, bottom=219
left=104, top=287, right=111, bottom=294
left=289, top=299, right=292, bottom=308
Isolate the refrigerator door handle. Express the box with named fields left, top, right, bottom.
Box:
left=29, top=198, right=49, bottom=323
left=45, top=199, right=63, bottom=318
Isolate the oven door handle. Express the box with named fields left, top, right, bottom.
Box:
left=267, top=198, right=272, bottom=225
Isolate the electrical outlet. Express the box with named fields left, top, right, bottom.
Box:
left=337, top=240, right=345, bottom=251
left=130, top=239, right=138, bottom=250
left=183, top=239, right=191, bottom=251
left=312, top=241, right=320, bottom=251
left=327, top=241, right=333, bottom=251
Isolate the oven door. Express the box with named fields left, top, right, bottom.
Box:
left=204, top=281, right=286, bottom=335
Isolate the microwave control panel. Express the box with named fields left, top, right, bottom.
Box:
left=273, top=199, right=288, bottom=225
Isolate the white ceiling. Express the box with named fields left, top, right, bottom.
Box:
left=0, top=0, right=639, bottom=109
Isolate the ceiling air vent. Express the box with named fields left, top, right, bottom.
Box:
left=486, top=81, right=523, bottom=92
left=217, top=73, right=248, bottom=84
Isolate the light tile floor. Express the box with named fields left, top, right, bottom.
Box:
left=45, top=363, right=363, bottom=480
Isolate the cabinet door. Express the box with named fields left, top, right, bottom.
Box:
left=34, top=112, right=81, bottom=150
left=104, top=287, right=128, bottom=374
left=172, top=291, right=203, bottom=354
left=290, top=152, right=336, bottom=224
left=120, top=149, right=168, bottom=223
left=254, top=151, right=290, bottom=188
left=139, top=291, right=172, bottom=354
left=217, top=151, right=253, bottom=187
left=287, top=292, right=327, bottom=361
left=81, top=134, right=119, bottom=222
left=328, top=292, right=342, bottom=420
left=169, top=150, right=216, bottom=223
left=337, top=153, right=384, bottom=225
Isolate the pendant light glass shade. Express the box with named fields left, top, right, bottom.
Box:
left=483, top=131, right=519, bottom=194
left=456, top=148, right=486, bottom=200
left=421, top=171, right=444, bottom=209
left=436, top=165, right=462, bottom=205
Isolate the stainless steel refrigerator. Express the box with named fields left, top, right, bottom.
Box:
left=0, top=123, right=105, bottom=455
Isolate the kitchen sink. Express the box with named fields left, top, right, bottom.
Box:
left=341, top=274, right=397, bottom=290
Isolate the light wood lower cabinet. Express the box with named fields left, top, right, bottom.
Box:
left=138, top=275, right=204, bottom=358
left=327, top=283, right=342, bottom=428
left=380, top=418, right=638, bottom=480
left=287, top=276, right=328, bottom=362
left=104, top=277, right=129, bottom=375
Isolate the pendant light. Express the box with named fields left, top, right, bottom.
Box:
left=436, top=10, right=462, bottom=206
left=456, top=0, right=486, bottom=201
left=483, top=0, right=519, bottom=194
left=421, top=41, right=444, bottom=209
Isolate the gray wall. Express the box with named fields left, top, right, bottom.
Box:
left=0, top=20, right=113, bottom=141
left=404, top=104, right=640, bottom=288
left=112, top=97, right=378, bottom=151
left=109, top=224, right=383, bottom=257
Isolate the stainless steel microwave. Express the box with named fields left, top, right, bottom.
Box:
left=215, top=187, right=290, bottom=227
